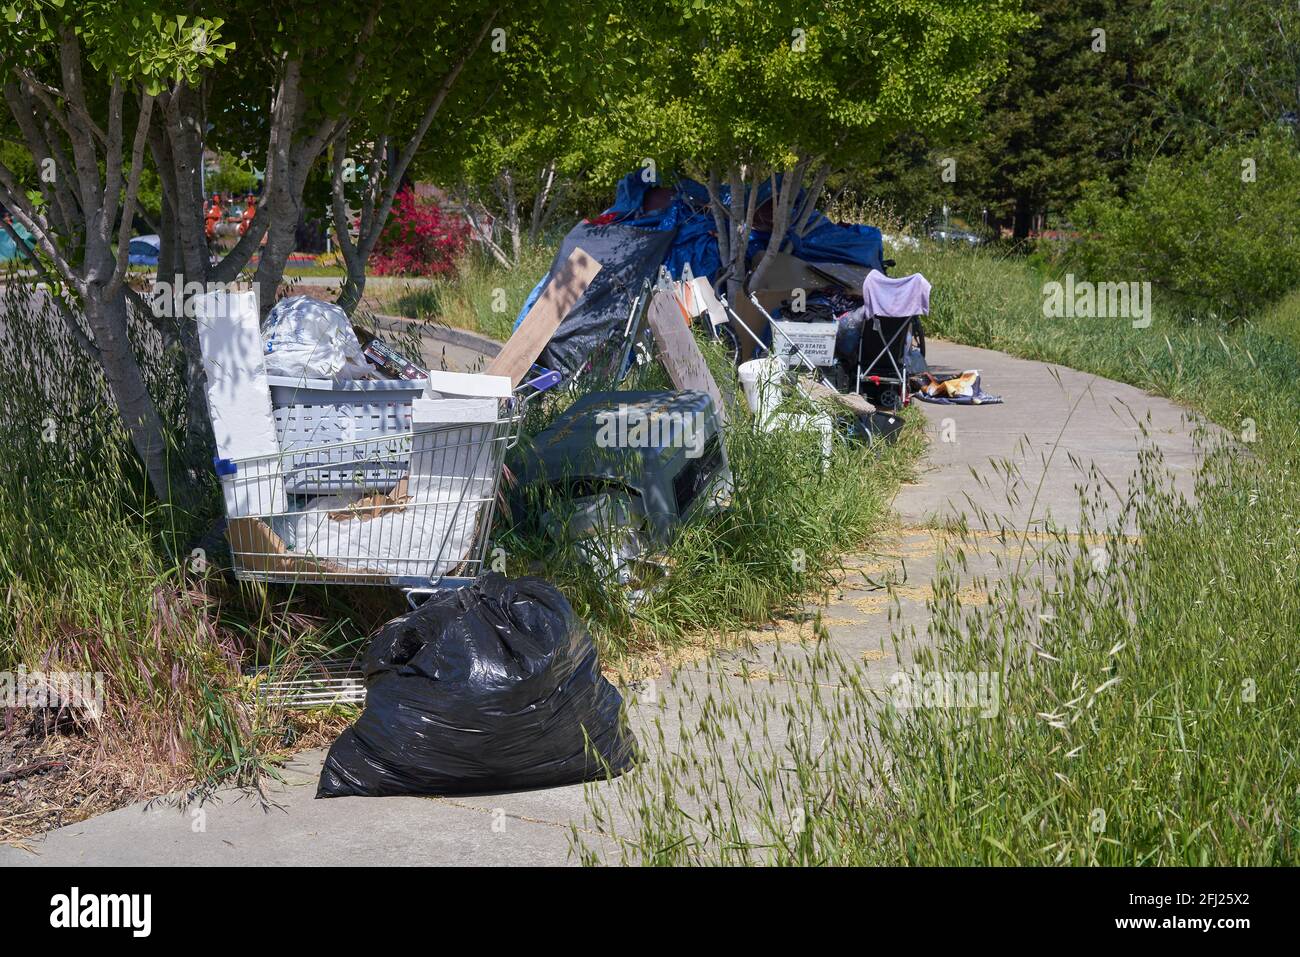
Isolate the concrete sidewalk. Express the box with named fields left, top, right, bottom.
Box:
left=0, top=340, right=1212, bottom=866
left=895, top=340, right=1207, bottom=535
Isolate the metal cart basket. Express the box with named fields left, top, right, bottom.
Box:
left=219, top=393, right=524, bottom=591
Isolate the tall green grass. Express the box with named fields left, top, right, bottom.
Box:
left=575, top=244, right=1300, bottom=865
left=382, top=245, right=555, bottom=341
left=577, top=430, right=1299, bottom=865
left=1256, top=287, right=1300, bottom=351
left=0, top=279, right=368, bottom=796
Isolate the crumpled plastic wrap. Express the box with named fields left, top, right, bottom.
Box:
left=262, top=295, right=370, bottom=380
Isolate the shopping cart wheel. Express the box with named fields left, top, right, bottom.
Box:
left=861, top=380, right=900, bottom=410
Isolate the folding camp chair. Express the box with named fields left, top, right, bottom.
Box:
left=855, top=271, right=930, bottom=410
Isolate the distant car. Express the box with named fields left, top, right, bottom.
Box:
left=929, top=227, right=985, bottom=246
left=882, top=232, right=921, bottom=251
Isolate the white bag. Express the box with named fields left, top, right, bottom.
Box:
left=262, top=295, right=370, bottom=380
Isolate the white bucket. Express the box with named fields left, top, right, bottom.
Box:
left=738, top=357, right=785, bottom=427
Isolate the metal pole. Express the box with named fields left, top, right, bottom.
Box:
left=721, top=294, right=839, bottom=406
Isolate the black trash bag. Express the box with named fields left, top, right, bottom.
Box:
left=317, top=574, right=636, bottom=798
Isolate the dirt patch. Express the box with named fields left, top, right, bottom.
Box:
left=1, top=709, right=350, bottom=847
left=0, top=715, right=137, bottom=848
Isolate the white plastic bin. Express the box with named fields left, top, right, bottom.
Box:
left=268, top=375, right=429, bottom=494
left=738, top=357, right=785, bottom=427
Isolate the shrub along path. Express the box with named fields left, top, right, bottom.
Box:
left=0, top=340, right=1214, bottom=865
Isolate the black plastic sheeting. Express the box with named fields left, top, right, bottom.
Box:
left=317, top=574, right=636, bottom=798
left=536, top=221, right=676, bottom=376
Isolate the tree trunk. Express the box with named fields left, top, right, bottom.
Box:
left=336, top=265, right=367, bottom=316
left=457, top=190, right=513, bottom=268
left=253, top=198, right=301, bottom=319
left=527, top=161, right=558, bottom=247
left=1012, top=196, right=1033, bottom=239
left=82, top=285, right=190, bottom=508
left=747, top=160, right=807, bottom=294
left=156, top=193, right=180, bottom=280
left=489, top=169, right=523, bottom=266
left=723, top=164, right=752, bottom=302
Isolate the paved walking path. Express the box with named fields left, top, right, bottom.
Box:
left=0, top=340, right=1211, bottom=866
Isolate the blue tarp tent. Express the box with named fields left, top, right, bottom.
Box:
left=128, top=234, right=161, bottom=266
left=514, top=169, right=885, bottom=373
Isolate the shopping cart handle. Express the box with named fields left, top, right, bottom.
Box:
left=213, top=456, right=237, bottom=476
left=522, top=368, right=562, bottom=393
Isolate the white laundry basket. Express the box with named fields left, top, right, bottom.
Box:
left=267, top=375, right=428, bottom=494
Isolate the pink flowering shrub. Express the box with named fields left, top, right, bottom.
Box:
left=370, top=188, right=468, bottom=277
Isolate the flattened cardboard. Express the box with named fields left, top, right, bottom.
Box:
left=196, top=290, right=287, bottom=517
left=486, top=247, right=601, bottom=385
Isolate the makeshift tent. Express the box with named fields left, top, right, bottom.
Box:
left=530, top=222, right=675, bottom=376
left=517, top=169, right=885, bottom=377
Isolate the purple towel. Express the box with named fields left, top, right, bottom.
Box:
left=863, top=270, right=931, bottom=318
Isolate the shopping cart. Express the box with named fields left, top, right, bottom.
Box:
left=218, top=373, right=555, bottom=600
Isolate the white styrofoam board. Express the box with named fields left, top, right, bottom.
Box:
left=422, top=369, right=512, bottom=399
left=196, top=290, right=287, bottom=517
left=411, top=397, right=501, bottom=425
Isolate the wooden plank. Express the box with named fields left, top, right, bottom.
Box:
left=485, top=247, right=601, bottom=385
left=798, top=374, right=876, bottom=416
left=645, top=291, right=726, bottom=424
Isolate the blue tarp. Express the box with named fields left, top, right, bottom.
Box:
left=743, top=172, right=882, bottom=273
left=749, top=214, right=883, bottom=275
left=128, top=234, right=160, bottom=266
left=604, top=172, right=720, bottom=282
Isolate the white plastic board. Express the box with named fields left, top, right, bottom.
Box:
left=196, top=290, right=287, bottom=516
